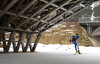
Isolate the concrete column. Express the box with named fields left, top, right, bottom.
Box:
left=87, top=24, right=92, bottom=36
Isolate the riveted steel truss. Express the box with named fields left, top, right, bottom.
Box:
left=0, top=0, right=99, bottom=52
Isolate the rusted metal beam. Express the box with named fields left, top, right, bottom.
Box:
left=4, top=0, right=37, bottom=27
left=31, top=33, right=41, bottom=52
left=0, top=0, right=18, bottom=18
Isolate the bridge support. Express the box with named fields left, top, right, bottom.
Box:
left=80, top=22, right=100, bottom=47
left=87, top=24, right=92, bottom=36
left=31, top=33, right=41, bottom=52
left=0, top=28, right=41, bottom=53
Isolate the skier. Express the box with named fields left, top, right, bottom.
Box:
left=69, top=34, right=81, bottom=54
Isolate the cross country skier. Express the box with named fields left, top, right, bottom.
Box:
left=70, top=34, right=81, bottom=54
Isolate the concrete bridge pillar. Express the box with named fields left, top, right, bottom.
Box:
left=87, top=24, right=92, bottom=36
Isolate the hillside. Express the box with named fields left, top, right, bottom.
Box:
left=39, top=21, right=93, bottom=46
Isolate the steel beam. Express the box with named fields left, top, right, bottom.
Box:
left=0, top=0, right=18, bottom=18
left=2, top=32, right=7, bottom=52
left=21, top=42, right=25, bottom=51
left=58, top=5, right=86, bottom=23
left=17, top=1, right=38, bottom=29
left=25, top=2, right=38, bottom=15
left=29, top=43, right=32, bottom=51
left=40, top=0, right=71, bottom=20
left=33, top=23, right=46, bottom=31
left=12, top=38, right=16, bottom=51
left=14, top=1, right=38, bottom=29
left=30, top=0, right=56, bottom=18
left=23, top=34, right=33, bottom=52
left=5, top=0, right=24, bottom=27
left=41, top=0, right=58, bottom=7
left=6, top=31, right=15, bottom=52
left=48, top=1, right=82, bottom=23
left=41, top=0, right=67, bottom=12
left=15, top=33, right=25, bottom=52
left=0, top=27, right=38, bottom=34
left=4, top=0, right=37, bottom=27
left=15, top=0, right=56, bottom=28
left=31, top=33, right=41, bottom=52
left=91, top=26, right=100, bottom=36
left=0, top=29, right=4, bottom=41
left=0, top=0, right=8, bottom=10
left=0, top=10, right=45, bottom=23
left=42, top=4, right=86, bottom=32
left=25, top=21, right=39, bottom=30
left=13, top=0, right=25, bottom=13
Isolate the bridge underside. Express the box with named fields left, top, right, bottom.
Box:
left=0, top=0, right=99, bottom=52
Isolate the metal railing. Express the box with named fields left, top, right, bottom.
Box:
left=79, top=17, right=100, bottom=22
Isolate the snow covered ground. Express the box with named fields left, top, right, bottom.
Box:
left=0, top=43, right=100, bottom=64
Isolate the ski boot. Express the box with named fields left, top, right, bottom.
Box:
left=78, top=50, right=81, bottom=54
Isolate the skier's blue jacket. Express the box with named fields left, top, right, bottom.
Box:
left=70, top=35, right=79, bottom=44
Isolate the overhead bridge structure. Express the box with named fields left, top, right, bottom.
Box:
left=0, top=0, right=99, bottom=53
left=79, top=17, right=100, bottom=47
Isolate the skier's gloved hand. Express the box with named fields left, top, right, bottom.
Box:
left=69, top=39, right=71, bottom=42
